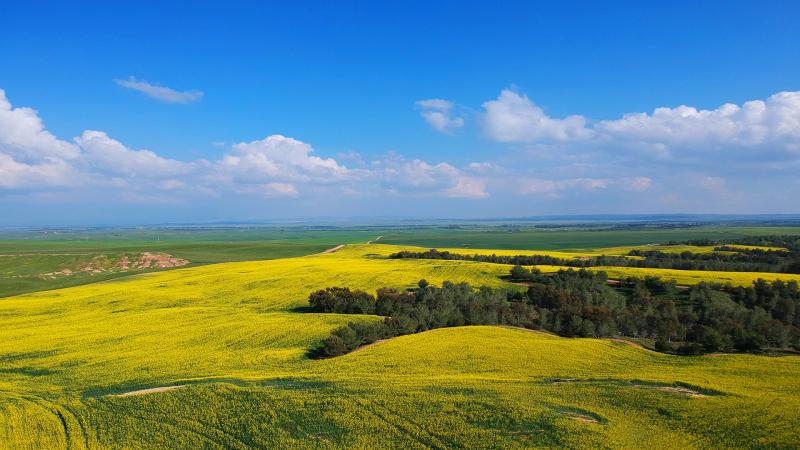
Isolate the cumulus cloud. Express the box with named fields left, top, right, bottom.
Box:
left=597, top=92, right=800, bottom=152
left=480, top=88, right=800, bottom=163
left=482, top=90, right=590, bottom=142
left=373, top=153, right=488, bottom=198
left=0, top=88, right=489, bottom=203
left=416, top=99, right=464, bottom=134
left=217, top=135, right=349, bottom=186
left=3, top=84, right=797, bottom=218
left=0, top=89, right=80, bottom=163
left=75, top=131, right=191, bottom=178
left=0, top=153, right=78, bottom=189
left=0, top=89, right=81, bottom=189
left=115, top=76, right=204, bottom=104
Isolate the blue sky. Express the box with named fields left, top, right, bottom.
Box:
left=1, top=1, right=799, bottom=225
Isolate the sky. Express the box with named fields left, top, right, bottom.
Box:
left=1, top=1, right=799, bottom=225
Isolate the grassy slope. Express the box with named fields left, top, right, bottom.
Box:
left=1, top=244, right=798, bottom=448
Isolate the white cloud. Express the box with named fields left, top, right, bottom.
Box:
left=373, top=153, right=487, bottom=198
left=115, top=77, right=204, bottom=104
left=217, top=135, right=349, bottom=187
left=623, top=176, right=652, bottom=192
left=480, top=88, right=800, bottom=163
left=0, top=89, right=80, bottom=163
left=519, top=177, right=645, bottom=196
left=75, top=130, right=191, bottom=178
left=0, top=89, right=491, bottom=203
left=445, top=177, right=489, bottom=198
left=597, top=92, right=800, bottom=153
left=466, top=162, right=499, bottom=173
left=262, top=182, right=299, bottom=197
left=482, top=90, right=590, bottom=142
left=416, top=98, right=464, bottom=134
left=0, top=153, right=78, bottom=189
left=519, top=179, right=558, bottom=195
left=0, top=89, right=81, bottom=189
left=3, top=84, right=798, bottom=218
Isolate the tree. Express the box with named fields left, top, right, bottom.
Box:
left=702, top=328, right=730, bottom=352
left=509, top=265, right=532, bottom=281
left=322, top=335, right=348, bottom=357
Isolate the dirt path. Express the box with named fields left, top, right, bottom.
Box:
left=367, top=235, right=384, bottom=244
left=321, top=244, right=345, bottom=254
left=654, top=386, right=706, bottom=397
left=109, top=385, right=185, bottom=397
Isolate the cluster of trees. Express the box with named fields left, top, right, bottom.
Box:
left=512, top=266, right=799, bottom=353
left=389, top=248, right=628, bottom=268
left=625, top=248, right=799, bottom=273
left=308, top=279, right=539, bottom=357
left=389, top=235, right=800, bottom=274
left=308, top=268, right=800, bottom=357
left=681, top=235, right=800, bottom=252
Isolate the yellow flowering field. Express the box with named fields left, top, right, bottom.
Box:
left=0, top=244, right=798, bottom=448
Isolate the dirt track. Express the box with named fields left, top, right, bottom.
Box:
left=110, top=385, right=185, bottom=397
left=321, top=244, right=345, bottom=254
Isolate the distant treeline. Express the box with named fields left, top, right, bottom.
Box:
left=308, top=268, right=800, bottom=357
left=388, top=235, right=800, bottom=274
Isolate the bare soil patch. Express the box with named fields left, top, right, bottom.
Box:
left=110, top=385, right=185, bottom=397
left=134, top=252, right=189, bottom=269
left=567, top=413, right=600, bottom=424
left=37, top=252, right=189, bottom=279
left=654, top=386, right=706, bottom=398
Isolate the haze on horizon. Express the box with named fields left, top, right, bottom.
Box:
left=2, top=1, right=799, bottom=226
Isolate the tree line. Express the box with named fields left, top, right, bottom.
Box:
left=308, top=268, right=800, bottom=357
left=389, top=235, right=800, bottom=274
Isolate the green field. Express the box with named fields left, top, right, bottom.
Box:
left=4, top=224, right=798, bottom=298
left=0, top=228, right=379, bottom=298
left=1, top=242, right=799, bottom=448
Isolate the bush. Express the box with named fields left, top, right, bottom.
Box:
left=654, top=338, right=672, bottom=352
left=308, top=287, right=375, bottom=314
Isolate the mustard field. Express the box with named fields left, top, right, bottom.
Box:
left=1, top=244, right=799, bottom=449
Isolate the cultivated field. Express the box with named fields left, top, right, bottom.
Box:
left=1, top=242, right=799, bottom=448
left=4, top=225, right=797, bottom=298
left=0, top=228, right=376, bottom=297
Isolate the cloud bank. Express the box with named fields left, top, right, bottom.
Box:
left=481, top=89, right=800, bottom=163
left=2, top=85, right=799, bottom=223
left=0, top=89, right=486, bottom=208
